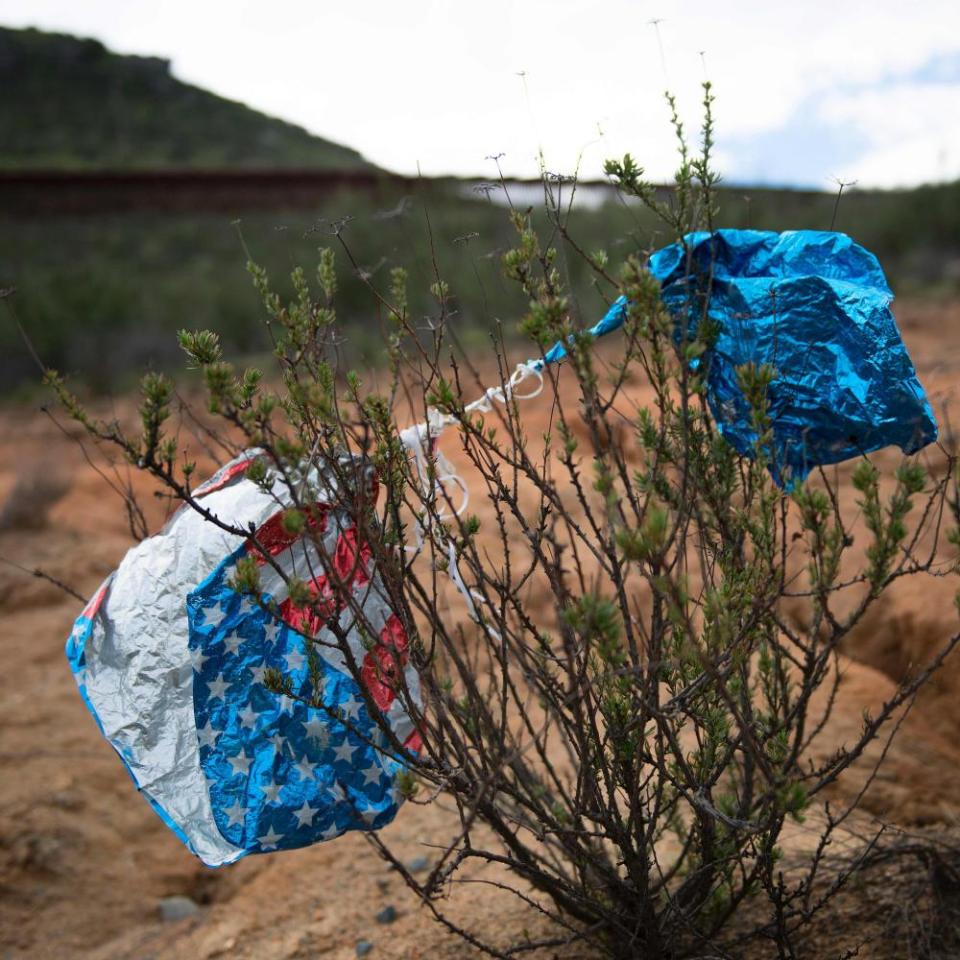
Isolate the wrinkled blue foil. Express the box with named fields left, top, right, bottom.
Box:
left=185, top=541, right=412, bottom=861
left=537, top=230, right=937, bottom=484
left=648, top=230, right=937, bottom=483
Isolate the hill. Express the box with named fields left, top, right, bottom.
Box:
left=0, top=27, right=958, bottom=398
left=0, top=26, right=372, bottom=170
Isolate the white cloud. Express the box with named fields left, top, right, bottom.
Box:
left=0, top=0, right=958, bottom=185
left=818, top=83, right=960, bottom=186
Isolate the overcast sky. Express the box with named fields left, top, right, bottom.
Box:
left=2, top=0, right=959, bottom=188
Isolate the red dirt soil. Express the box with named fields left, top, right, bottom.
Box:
left=2, top=299, right=960, bottom=958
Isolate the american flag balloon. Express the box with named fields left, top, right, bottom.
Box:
left=66, top=451, right=421, bottom=866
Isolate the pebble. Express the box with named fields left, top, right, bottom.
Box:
left=50, top=790, right=83, bottom=811
left=158, top=895, right=200, bottom=922
left=407, top=855, right=429, bottom=874
left=356, top=940, right=374, bottom=957
left=375, top=905, right=397, bottom=925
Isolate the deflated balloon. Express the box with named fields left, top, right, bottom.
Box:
left=533, top=230, right=935, bottom=483
left=648, top=230, right=937, bottom=483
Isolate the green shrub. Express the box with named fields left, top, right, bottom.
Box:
left=48, top=88, right=960, bottom=958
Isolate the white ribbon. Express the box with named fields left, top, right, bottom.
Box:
left=397, top=361, right=544, bottom=635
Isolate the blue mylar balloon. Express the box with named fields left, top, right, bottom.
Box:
left=647, top=230, right=937, bottom=483
left=538, top=230, right=937, bottom=484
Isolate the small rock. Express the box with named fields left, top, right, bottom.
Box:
left=158, top=895, right=200, bottom=922
left=50, top=790, right=83, bottom=812
left=407, top=855, right=429, bottom=874
left=355, top=940, right=374, bottom=957
left=375, top=905, right=397, bottom=925
left=12, top=833, right=63, bottom=871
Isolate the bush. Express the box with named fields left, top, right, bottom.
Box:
left=48, top=88, right=960, bottom=958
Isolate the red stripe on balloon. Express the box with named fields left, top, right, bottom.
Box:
left=194, top=454, right=261, bottom=498
left=248, top=503, right=330, bottom=565
left=249, top=486, right=416, bottom=724
left=333, top=526, right=373, bottom=586
left=82, top=579, right=111, bottom=619
left=276, top=524, right=373, bottom=636
left=277, top=576, right=337, bottom=637
left=360, top=614, right=410, bottom=711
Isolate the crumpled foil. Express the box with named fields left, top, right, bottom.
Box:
left=66, top=452, right=420, bottom=866
left=647, top=229, right=938, bottom=483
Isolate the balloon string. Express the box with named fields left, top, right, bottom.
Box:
left=396, top=361, right=545, bottom=636
left=397, top=295, right=629, bottom=632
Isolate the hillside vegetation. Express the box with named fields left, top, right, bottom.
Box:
left=1, top=26, right=958, bottom=396
left=0, top=26, right=371, bottom=170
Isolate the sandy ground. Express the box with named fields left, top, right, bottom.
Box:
left=2, top=299, right=960, bottom=959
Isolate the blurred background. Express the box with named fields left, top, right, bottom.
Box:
left=2, top=7, right=960, bottom=958
left=0, top=1, right=958, bottom=396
